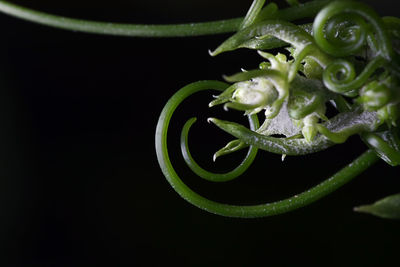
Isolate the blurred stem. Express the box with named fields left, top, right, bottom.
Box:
left=0, top=0, right=331, bottom=37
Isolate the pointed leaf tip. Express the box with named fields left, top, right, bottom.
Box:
left=354, top=193, right=400, bottom=220
left=223, top=104, right=230, bottom=111
left=208, top=49, right=218, bottom=57
left=207, top=117, right=216, bottom=124
left=222, top=74, right=232, bottom=82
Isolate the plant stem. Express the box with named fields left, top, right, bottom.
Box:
left=156, top=81, right=380, bottom=218
left=0, top=0, right=331, bottom=37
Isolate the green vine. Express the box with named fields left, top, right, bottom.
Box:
left=155, top=80, right=379, bottom=217
left=156, top=0, right=400, bottom=219
left=1, top=0, right=399, bottom=219
left=0, top=0, right=331, bottom=37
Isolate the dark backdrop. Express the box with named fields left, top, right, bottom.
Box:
left=1, top=0, right=399, bottom=266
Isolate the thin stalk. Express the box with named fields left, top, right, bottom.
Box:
left=0, top=0, right=331, bottom=37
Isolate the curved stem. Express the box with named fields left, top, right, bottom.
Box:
left=239, top=0, right=267, bottom=30
left=180, top=116, right=259, bottom=182
left=0, top=0, right=331, bottom=37
left=0, top=0, right=240, bottom=37
left=313, top=1, right=395, bottom=68
left=156, top=81, right=379, bottom=218
left=323, top=57, right=385, bottom=94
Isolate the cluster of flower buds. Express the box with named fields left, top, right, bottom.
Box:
left=358, top=74, right=400, bottom=127
left=210, top=51, right=330, bottom=143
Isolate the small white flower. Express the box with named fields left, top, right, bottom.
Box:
left=232, top=78, right=277, bottom=108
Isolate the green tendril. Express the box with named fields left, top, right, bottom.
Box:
left=311, top=1, right=400, bottom=95
left=2, top=0, right=397, bottom=219
left=156, top=81, right=380, bottom=218
left=323, top=57, right=385, bottom=95
left=313, top=1, right=392, bottom=59
left=180, top=116, right=259, bottom=182
left=152, top=0, right=400, bottom=219
left=0, top=0, right=331, bottom=38
left=239, top=0, right=268, bottom=30
left=256, top=3, right=279, bottom=24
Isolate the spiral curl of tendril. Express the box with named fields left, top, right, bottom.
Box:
left=154, top=0, right=400, bottom=218
left=313, top=1, right=397, bottom=95
left=0, top=0, right=398, bottom=218
left=155, top=0, right=400, bottom=218
left=155, top=81, right=379, bottom=217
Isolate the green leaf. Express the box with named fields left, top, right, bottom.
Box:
left=209, top=20, right=313, bottom=56
left=213, top=139, right=248, bottom=161
left=208, top=117, right=334, bottom=155
left=354, top=193, right=400, bottom=219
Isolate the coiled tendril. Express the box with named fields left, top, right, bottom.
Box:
left=313, top=1, right=396, bottom=95
left=180, top=115, right=259, bottom=183
left=156, top=0, right=400, bottom=218
left=0, top=0, right=397, bottom=218
left=155, top=81, right=380, bottom=217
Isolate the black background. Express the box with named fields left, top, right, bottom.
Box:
left=1, top=0, right=399, bottom=266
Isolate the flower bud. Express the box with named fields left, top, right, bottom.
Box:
left=227, top=78, right=278, bottom=112
left=358, top=81, right=391, bottom=110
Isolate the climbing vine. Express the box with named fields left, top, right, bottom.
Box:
left=0, top=0, right=399, bottom=219
left=155, top=0, right=400, bottom=218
